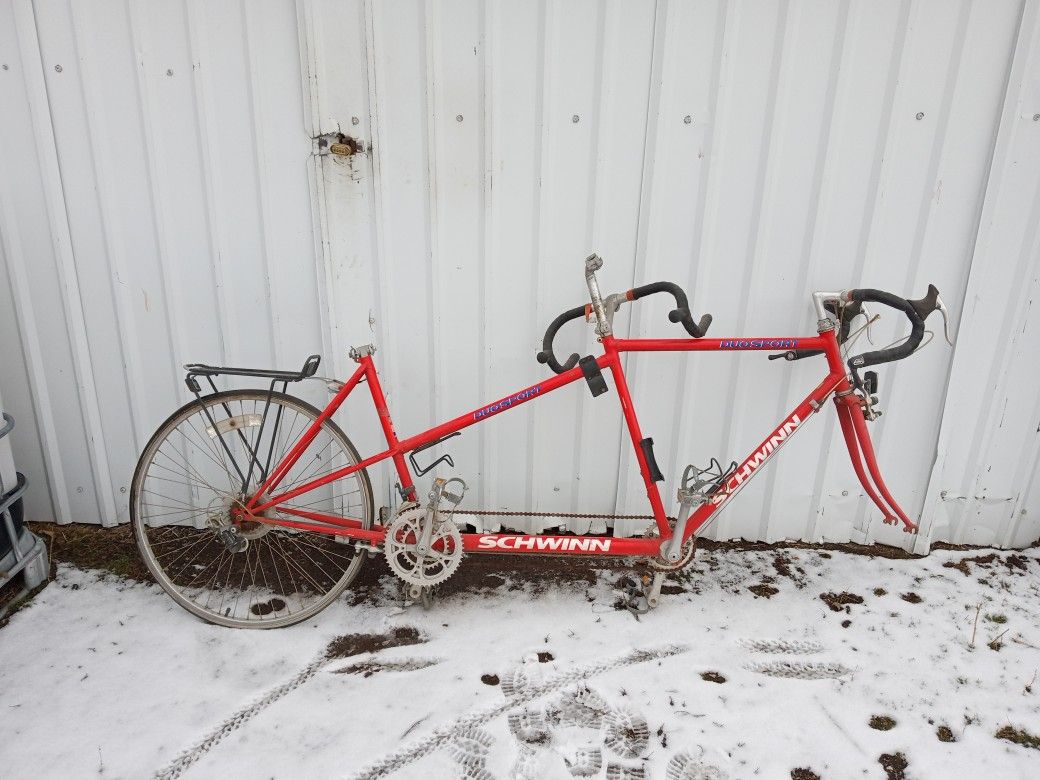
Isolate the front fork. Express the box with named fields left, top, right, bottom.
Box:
left=822, top=328, right=916, bottom=533
left=834, top=394, right=915, bottom=532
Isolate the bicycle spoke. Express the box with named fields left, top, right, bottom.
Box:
left=269, top=534, right=337, bottom=594
left=281, top=489, right=363, bottom=512
left=277, top=436, right=336, bottom=492
left=176, top=420, right=240, bottom=487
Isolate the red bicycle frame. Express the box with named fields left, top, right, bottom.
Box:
left=239, top=327, right=915, bottom=560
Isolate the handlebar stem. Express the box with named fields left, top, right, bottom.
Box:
left=811, top=290, right=845, bottom=322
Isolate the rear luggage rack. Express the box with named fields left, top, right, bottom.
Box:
left=184, top=354, right=321, bottom=391
left=181, top=355, right=323, bottom=493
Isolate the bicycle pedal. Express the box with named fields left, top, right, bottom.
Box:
left=429, top=476, right=467, bottom=511
left=625, top=590, right=650, bottom=616
left=442, top=477, right=467, bottom=507
left=621, top=576, right=656, bottom=616
left=403, top=583, right=436, bottom=610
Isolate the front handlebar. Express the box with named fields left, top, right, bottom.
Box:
left=771, top=284, right=949, bottom=372
left=844, top=288, right=925, bottom=370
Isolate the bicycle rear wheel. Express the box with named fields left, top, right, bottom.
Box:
left=131, top=389, right=374, bottom=628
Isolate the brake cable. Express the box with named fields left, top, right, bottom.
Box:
left=841, top=310, right=936, bottom=362
left=859, top=327, right=935, bottom=358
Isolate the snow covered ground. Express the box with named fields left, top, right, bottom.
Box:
left=1, top=544, right=1039, bottom=779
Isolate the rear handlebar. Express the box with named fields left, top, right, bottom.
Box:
left=537, top=279, right=712, bottom=375
left=628, top=282, right=712, bottom=339
left=535, top=304, right=587, bottom=374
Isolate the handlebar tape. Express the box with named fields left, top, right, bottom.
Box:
left=536, top=304, right=586, bottom=374
left=628, top=282, right=712, bottom=338
left=846, top=289, right=925, bottom=369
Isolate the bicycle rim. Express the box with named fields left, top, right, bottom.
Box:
left=131, top=389, right=373, bottom=628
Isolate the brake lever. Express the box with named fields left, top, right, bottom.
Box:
left=908, top=284, right=954, bottom=346
left=936, top=294, right=954, bottom=346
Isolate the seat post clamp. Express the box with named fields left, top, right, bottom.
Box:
left=349, top=344, right=377, bottom=362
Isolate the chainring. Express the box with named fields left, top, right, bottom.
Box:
left=649, top=537, right=697, bottom=571
left=384, top=505, right=464, bottom=588
left=645, top=523, right=697, bottom=571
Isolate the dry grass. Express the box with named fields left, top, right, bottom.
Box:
left=995, top=725, right=1040, bottom=750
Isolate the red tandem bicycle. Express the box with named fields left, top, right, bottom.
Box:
left=131, top=255, right=952, bottom=627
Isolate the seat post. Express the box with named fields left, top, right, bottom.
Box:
left=585, top=254, right=612, bottom=337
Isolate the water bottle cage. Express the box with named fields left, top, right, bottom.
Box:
left=679, top=458, right=738, bottom=501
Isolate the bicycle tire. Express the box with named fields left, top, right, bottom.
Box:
left=130, top=389, right=374, bottom=628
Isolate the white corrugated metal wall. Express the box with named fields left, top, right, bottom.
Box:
left=1, top=0, right=1037, bottom=550
left=916, top=0, right=1040, bottom=551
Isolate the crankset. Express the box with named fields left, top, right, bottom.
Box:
left=384, top=505, right=463, bottom=590
left=383, top=478, right=467, bottom=597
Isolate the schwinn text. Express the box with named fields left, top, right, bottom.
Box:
left=712, top=412, right=805, bottom=505
left=477, top=535, right=612, bottom=552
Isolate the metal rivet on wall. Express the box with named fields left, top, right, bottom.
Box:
left=684, top=115, right=692, bottom=124
left=166, top=68, right=173, bottom=76
left=54, top=64, right=63, bottom=72
left=940, top=490, right=948, bottom=499
left=352, top=116, right=360, bottom=126
left=572, top=114, right=580, bottom=123
left=1034, top=114, right=1040, bottom=122
left=841, top=490, right=849, bottom=497
left=915, top=112, right=924, bottom=120
left=120, top=487, right=127, bottom=493
left=76, top=486, right=84, bottom=493
left=2, top=64, right=8, bottom=71
left=456, top=114, right=463, bottom=122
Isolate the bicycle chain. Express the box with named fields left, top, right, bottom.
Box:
left=455, top=509, right=657, bottom=521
